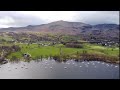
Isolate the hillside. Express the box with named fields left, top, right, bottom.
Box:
left=0, top=20, right=119, bottom=39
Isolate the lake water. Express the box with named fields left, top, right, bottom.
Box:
left=0, top=59, right=119, bottom=79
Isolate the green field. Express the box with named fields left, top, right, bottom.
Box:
left=7, top=43, right=119, bottom=63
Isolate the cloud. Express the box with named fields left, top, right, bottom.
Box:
left=74, top=11, right=119, bottom=25
left=0, top=11, right=45, bottom=28
left=18, top=11, right=79, bottom=22
left=0, top=16, right=15, bottom=25
left=0, top=11, right=119, bottom=28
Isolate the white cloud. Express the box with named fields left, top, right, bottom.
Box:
left=0, top=16, right=15, bottom=25
left=0, top=25, right=11, bottom=28
left=72, top=11, right=119, bottom=24
left=0, top=11, right=119, bottom=28
left=18, top=11, right=79, bottom=22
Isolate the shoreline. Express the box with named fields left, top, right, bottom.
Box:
left=1, top=43, right=119, bottom=65
left=1, top=54, right=119, bottom=65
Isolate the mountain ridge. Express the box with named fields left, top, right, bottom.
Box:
left=0, top=20, right=119, bottom=29
left=0, top=20, right=119, bottom=36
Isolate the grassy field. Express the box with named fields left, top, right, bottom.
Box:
left=83, top=43, right=119, bottom=57
left=6, top=43, right=119, bottom=63
left=0, top=32, right=119, bottom=64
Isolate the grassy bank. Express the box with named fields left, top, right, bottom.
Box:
left=6, top=43, right=119, bottom=64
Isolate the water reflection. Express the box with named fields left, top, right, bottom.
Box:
left=0, top=59, right=119, bottom=79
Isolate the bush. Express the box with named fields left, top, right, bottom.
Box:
left=11, top=56, right=17, bottom=61
left=65, top=43, right=83, bottom=48
left=11, top=45, right=21, bottom=52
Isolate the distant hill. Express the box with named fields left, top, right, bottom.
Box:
left=0, top=20, right=119, bottom=38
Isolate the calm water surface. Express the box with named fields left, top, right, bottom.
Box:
left=0, top=59, right=119, bottom=79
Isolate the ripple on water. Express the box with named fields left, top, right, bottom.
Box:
left=87, top=62, right=90, bottom=65
left=106, top=64, right=109, bottom=67
left=102, top=62, right=105, bottom=65
left=64, top=67, right=67, bottom=69
left=97, top=62, right=100, bottom=64
left=0, top=60, right=119, bottom=79
left=50, top=67, right=53, bottom=69
left=115, top=66, right=118, bottom=68
left=75, top=64, right=77, bottom=66
left=79, top=66, right=82, bottom=67
left=82, top=62, right=84, bottom=64
left=111, top=65, right=113, bottom=67
left=92, top=63, right=95, bottom=65
left=94, top=66, right=97, bottom=68
left=66, top=63, right=70, bottom=65
left=72, top=63, right=75, bottom=65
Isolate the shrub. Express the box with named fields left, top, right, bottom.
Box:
left=65, top=43, right=83, bottom=48
left=11, top=56, right=17, bottom=61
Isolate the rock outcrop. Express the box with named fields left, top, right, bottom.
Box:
left=0, top=57, right=8, bottom=64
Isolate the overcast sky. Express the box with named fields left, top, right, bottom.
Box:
left=0, top=11, right=119, bottom=28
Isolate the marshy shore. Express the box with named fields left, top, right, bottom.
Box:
left=0, top=43, right=119, bottom=64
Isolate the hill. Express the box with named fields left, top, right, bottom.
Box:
left=0, top=20, right=119, bottom=40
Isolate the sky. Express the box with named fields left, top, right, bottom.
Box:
left=0, top=11, right=119, bottom=28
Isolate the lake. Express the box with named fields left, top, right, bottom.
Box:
left=0, top=59, right=119, bottom=79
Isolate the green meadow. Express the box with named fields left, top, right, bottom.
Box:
left=6, top=43, right=119, bottom=63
